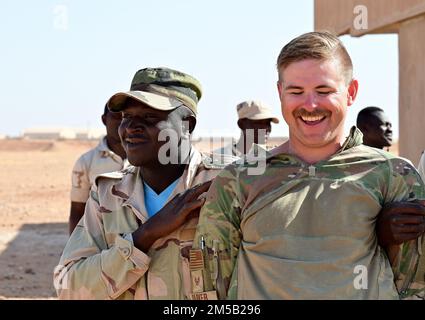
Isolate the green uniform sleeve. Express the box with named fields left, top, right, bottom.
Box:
left=193, top=166, right=243, bottom=299
left=54, top=187, right=150, bottom=299
left=385, top=158, right=425, bottom=299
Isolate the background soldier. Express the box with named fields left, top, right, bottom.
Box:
left=214, top=100, right=279, bottom=157
left=356, top=106, right=393, bottom=150
left=69, top=105, right=127, bottom=234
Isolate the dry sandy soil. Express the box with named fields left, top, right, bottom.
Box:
left=0, top=139, right=98, bottom=299
left=0, top=138, right=399, bottom=299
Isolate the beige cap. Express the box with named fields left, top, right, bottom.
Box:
left=236, top=100, right=279, bottom=123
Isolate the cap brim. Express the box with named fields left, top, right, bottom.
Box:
left=246, top=113, right=280, bottom=123
left=107, top=91, right=183, bottom=112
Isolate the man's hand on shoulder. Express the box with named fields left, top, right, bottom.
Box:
left=132, top=180, right=212, bottom=253
left=377, top=200, right=425, bottom=247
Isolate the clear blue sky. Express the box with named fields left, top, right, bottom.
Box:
left=0, top=0, right=399, bottom=139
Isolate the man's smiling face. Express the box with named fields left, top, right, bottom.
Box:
left=119, top=99, right=172, bottom=167
left=278, top=58, right=358, bottom=151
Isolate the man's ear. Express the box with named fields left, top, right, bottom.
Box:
left=347, top=79, right=359, bottom=106
left=277, top=81, right=284, bottom=101
left=101, top=114, right=106, bottom=126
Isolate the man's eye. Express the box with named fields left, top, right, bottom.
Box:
left=288, top=91, right=303, bottom=95
left=144, top=116, right=160, bottom=124
left=317, top=91, right=332, bottom=96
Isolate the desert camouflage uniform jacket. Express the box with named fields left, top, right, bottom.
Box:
left=194, top=127, right=425, bottom=300
left=71, top=136, right=129, bottom=203
left=55, top=148, right=235, bottom=299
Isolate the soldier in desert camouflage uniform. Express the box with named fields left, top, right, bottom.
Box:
left=193, top=32, right=425, bottom=299
left=213, top=100, right=280, bottom=157
left=69, top=105, right=128, bottom=234
left=54, top=67, right=236, bottom=299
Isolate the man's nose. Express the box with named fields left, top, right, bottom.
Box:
left=303, top=93, right=319, bottom=111
left=125, top=119, right=145, bottom=133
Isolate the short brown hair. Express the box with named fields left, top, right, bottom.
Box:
left=276, top=31, right=353, bottom=84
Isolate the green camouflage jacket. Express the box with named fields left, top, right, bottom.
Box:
left=193, top=127, right=425, bottom=299
left=54, top=148, right=235, bottom=300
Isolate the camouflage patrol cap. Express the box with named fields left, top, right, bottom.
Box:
left=107, top=67, right=202, bottom=115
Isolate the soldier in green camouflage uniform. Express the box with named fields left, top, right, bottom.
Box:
left=54, top=67, right=236, bottom=299
left=193, top=32, right=425, bottom=299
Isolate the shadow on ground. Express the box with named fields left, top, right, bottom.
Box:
left=0, top=223, right=68, bottom=299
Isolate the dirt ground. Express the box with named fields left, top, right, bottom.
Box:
left=0, top=139, right=97, bottom=299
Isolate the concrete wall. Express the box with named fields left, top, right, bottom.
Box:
left=314, top=0, right=353, bottom=35
left=398, top=15, right=425, bottom=163
left=315, top=0, right=425, bottom=163
left=315, top=0, right=425, bottom=36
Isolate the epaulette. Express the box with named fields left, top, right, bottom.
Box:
left=341, top=126, right=363, bottom=151
left=94, top=165, right=137, bottom=185
left=201, top=152, right=239, bottom=169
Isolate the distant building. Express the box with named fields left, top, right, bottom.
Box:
left=22, top=127, right=105, bottom=140
left=74, top=128, right=106, bottom=140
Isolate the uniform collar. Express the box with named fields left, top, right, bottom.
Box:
left=339, top=126, right=363, bottom=152
left=97, top=136, right=112, bottom=153
left=268, top=126, right=364, bottom=162
left=97, top=136, right=125, bottom=164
